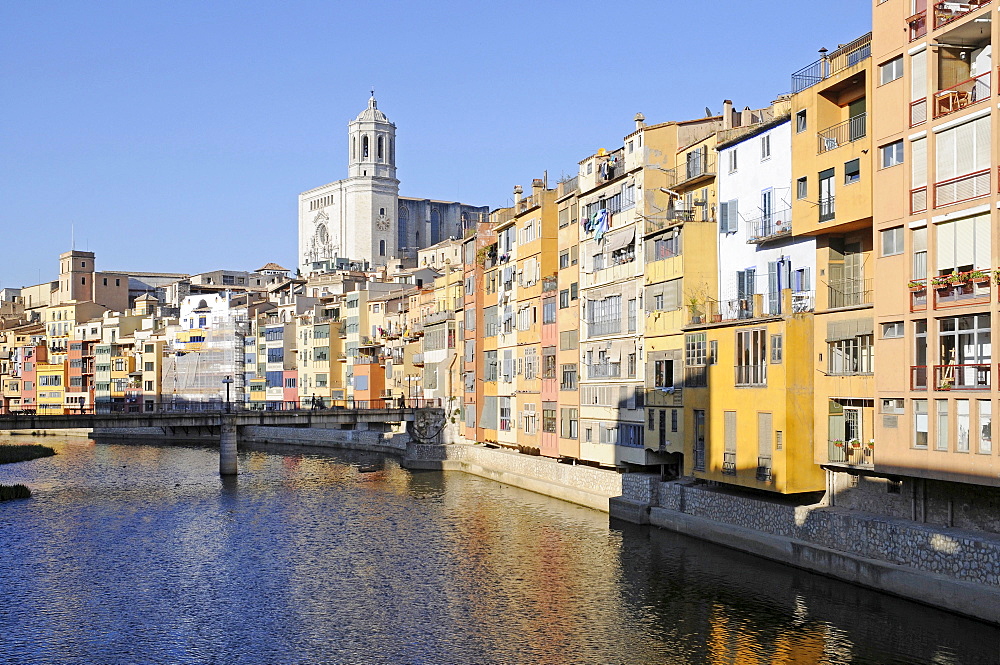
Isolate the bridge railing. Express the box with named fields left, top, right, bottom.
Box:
left=1, top=397, right=443, bottom=417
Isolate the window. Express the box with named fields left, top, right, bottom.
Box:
left=651, top=230, right=681, bottom=258
left=560, top=408, right=578, bottom=439
left=828, top=334, right=874, bottom=375
left=880, top=140, right=904, bottom=168
left=728, top=149, right=738, bottom=173
left=654, top=359, right=673, bottom=388
left=882, top=321, right=905, bottom=338
left=559, top=251, right=570, bottom=269
left=570, top=283, right=578, bottom=300
left=935, top=213, right=990, bottom=275
left=938, top=314, right=991, bottom=389
left=543, top=405, right=557, bottom=433
left=499, top=397, right=512, bottom=431
left=936, top=400, right=949, bottom=451
left=560, top=364, right=577, bottom=390
left=718, top=200, right=738, bottom=234
left=844, top=159, right=861, bottom=185
left=685, top=332, right=707, bottom=387
left=559, top=289, right=570, bottom=309
left=935, top=116, right=990, bottom=206
left=819, top=168, right=835, bottom=221
left=913, top=399, right=928, bottom=448
left=770, top=334, right=783, bottom=364
left=559, top=330, right=578, bottom=350
left=881, top=226, right=904, bottom=256
left=978, top=400, right=992, bottom=453
left=736, top=329, right=767, bottom=385
left=796, top=110, right=807, bottom=133
left=957, top=399, right=970, bottom=452
left=587, top=295, right=621, bottom=336
left=543, top=298, right=556, bottom=324
left=485, top=351, right=498, bottom=381
left=796, top=177, right=807, bottom=200
left=760, top=134, right=771, bottom=160
left=879, top=56, right=904, bottom=85
left=882, top=398, right=905, bottom=413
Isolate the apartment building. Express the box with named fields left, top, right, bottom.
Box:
left=873, top=0, right=1000, bottom=491
left=555, top=179, right=581, bottom=460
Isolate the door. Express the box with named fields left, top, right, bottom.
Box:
left=848, top=98, right=867, bottom=141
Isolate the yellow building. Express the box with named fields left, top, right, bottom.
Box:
left=555, top=180, right=581, bottom=459
left=36, top=362, right=66, bottom=415
left=790, top=33, right=876, bottom=475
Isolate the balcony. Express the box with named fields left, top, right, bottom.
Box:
left=675, top=153, right=716, bottom=188
left=828, top=278, right=873, bottom=308
left=587, top=364, right=621, bottom=379
left=911, top=365, right=928, bottom=390
left=908, top=279, right=928, bottom=312
left=719, top=298, right=754, bottom=321
left=908, top=10, right=928, bottom=41
left=910, top=98, right=927, bottom=127
left=911, top=186, right=928, bottom=214
left=791, top=33, right=871, bottom=93
left=934, top=0, right=991, bottom=29
left=932, top=274, right=990, bottom=307
left=935, top=363, right=991, bottom=390
left=756, top=456, right=773, bottom=483
left=933, top=72, right=990, bottom=119
left=933, top=168, right=992, bottom=207
left=542, top=274, right=558, bottom=294
left=423, top=310, right=454, bottom=326
left=793, top=291, right=815, bottom=313
left=828, top=440, right=873, bottom=466
left=746, top=208, right=792, bottom=244
left=819, top=196, right=835, bottom=223
left=722, top=452, right=736, bottom=476
left=412, top=353, right=424, bottom=366
left=817, top=113, right=866, bottom=154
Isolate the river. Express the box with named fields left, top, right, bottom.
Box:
left=1, top=435, right=998, bottom=664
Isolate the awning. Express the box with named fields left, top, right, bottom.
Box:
left=605, top=228, right=635, bottom=253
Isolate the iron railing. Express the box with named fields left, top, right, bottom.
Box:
left=675, top=152, right=716, bottom=187
left=819, top=196, right=836, bottom=222
left=756, top=456, right=773, bottom=482
left=587, top=364, right=621, bottom=379
left=911, top=186, right=928, bottom=213
left=935, top=364, right=991, bottom=390
left=828, top=440, right=873, bottom=465
left=693, top=448, right=706, bottom=471
left=933, top=71, right=990, bottom=119
left=747, top=207, right=792, bottom=244
left=817, top=113, right=867, bottom=153
left=791, top=33, right=872, bottom=93
left=723, top=452, right=737, bottom=476
left=719, top=298, right=754, bottom=321
left=0, top=397, right=443, bottom=416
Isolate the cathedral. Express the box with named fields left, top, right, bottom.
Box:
left=297, top=96, right=490, bottom=275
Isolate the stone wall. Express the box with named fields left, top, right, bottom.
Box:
left=241, top=426, right=407, bottom=455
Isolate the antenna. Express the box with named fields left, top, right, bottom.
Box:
left=71, top=223, right=75, bottom=250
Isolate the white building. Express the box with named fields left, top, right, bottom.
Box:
left=715, top=115, right=816, bottom=318
left=297, top=96, right=489, bottom=276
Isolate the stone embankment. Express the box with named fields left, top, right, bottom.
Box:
left=611, top=476, right=1000, bottom=625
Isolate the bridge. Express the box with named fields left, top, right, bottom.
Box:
left=0, top=400, right=445, bottom=475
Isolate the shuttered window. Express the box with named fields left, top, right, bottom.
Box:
left=758, top=412, right=773, bottom=457
left=911, top=137, right=927, bottom=188
left=910, top=50, right=926, bottom=102
left=719, top=199, right=739, bottom=233
left=935, top=214, right=990, bottom=272
left=935, top=116, right=990, bottom=205
left=724, top=411, right=737, bottom=453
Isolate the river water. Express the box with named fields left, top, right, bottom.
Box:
left=1, top=436, right=998, bottom=664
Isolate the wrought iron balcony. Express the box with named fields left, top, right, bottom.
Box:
left=722, top=452, right=736, bottom=476
left=756, top=456, right=772, bottom=483
left=819, top=196, right=836, bottom=223
left=746, top=208, right=792, bottom=244
left=791, top=33, right=871, bottom=92
left=908, top=10, right=928, bottom=41
left=828, top=440, right=873, bottom=466
left=693, top=448, right=706, bottom=472
left=817, top=113, right=867, bottom=153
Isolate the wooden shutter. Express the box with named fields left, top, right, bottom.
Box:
left=975, top=214, right=991, bottom=269
left=719, top=201, right=730, bottom=233
left=911, top=137, right=927, bottom=188
left=724, top=411, right=737, bottom=453
left=910, top=49, right=926, bottom=102
left=937, top=221, right=955, bottom=271
left=758, top=412, right=773, bottom=457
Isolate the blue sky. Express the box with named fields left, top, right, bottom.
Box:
left=0, top=0, right=872, bottom=288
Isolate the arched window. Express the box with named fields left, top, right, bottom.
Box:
left=389, top=138, right=394, bottom=163
left=379, top=240, right=386, bottom=256
left=352, top=137, right=356, bottom=160
left=380, top=208, right=385, bottom=215
left=362, top=135, right=369, bottom=159
left=377, top=136, right=384, bottom=160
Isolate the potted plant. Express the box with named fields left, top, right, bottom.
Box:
left=947, top=271, right=968, bottom=286
left=931, top=274, right=952, bottom=289
left=849, top=439, right=862, bottom=449
left=969, top=269, right=990, bottom=284
left=833, top=439, right=845, bottom=448
left=907, top=280, right=925, bottom=292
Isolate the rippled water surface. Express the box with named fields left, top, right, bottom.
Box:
left=1, top=436, right=999, bottom=664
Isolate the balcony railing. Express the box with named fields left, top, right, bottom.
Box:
left=675, top=153, right=716, bottom=187
left=693, top=448, right=706, bottom=472
left=819, top=196, right=835, bottom=222
left=910, top=186, right=928, bottom=214
left=412, top=353, right=424, bottom=366
left=933, top=72, right=990, bottom=119
left=828, top=278, right=873, bottom=308
left=909, top=278, right=928, bottom=311
left=817, top=113, right=867, bottom=153
left=735, top=364, right=766, bottom=386
left=911, top=365, right=928, bottom=390
left=542, top=274, right=558, bottom=293
left=935, top=168, right=990, bottom=207
left=910, top=98, right=927, bottom=127
left=934, top=363, right=991, bottom=390
left=719, top=298, right=754, bottom=321
left=793, top=291, right=815, bottom=313
left=747, top=207, right=792, bottom=244
left=933, top=278, right=990, bottom=307
left=828, top=440, right=873, bottom=466
left=934, top=0, right=991, bottom=29
left=587, top=364, right=621, bottom=379
left=908, top=10, right=928, bottom=41
left=722, top=452, right=737, bottom=476
left=756, top=456, right=772, bottom=483
left=791, top=33, right=871, bottom=93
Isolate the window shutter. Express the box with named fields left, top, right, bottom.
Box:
left=937, top=221, right=955, bottom=271
left=911, top=137, right=927, bottom=188
left=767, top=262, right=779, bottom=313
left=724, top=411, right=737, bottom=453
left=936, top=127, right=957, bottom=182
left=974, top=115, right=990, bottom=171
left=719, top=201, right=730, bottom=233
left=955, top=217, right=974, bottom=268
left=910, top=50, right=926, bottom=102
left=955, top=121, right=975, bottom=176
left=803, top=267, right=812, bottom=291
left=758, top=412, right=773, bottom=457
left=975, top=214, right=991, bottom=269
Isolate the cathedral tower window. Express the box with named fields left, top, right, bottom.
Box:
left=362, top=135, right=369, bottom=159
left=379, top=240, right=386, bottom=256
left=377, top=136, right=384, bottom=161
left=352, top=137, right=356, bottom=160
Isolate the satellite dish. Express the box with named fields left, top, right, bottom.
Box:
left=705, top=107, right=713, bottom=117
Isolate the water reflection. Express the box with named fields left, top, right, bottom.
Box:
left=0, top=436, right=997, bottom=664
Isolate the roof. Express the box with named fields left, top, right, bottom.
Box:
left=256, top=262, right=289, bottom=272
left=135, top=293, right=159, bottom=302
left=355, top=96, right=389, bottom=124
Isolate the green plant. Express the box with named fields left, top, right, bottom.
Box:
left=907, top=280, right=924, bottom=290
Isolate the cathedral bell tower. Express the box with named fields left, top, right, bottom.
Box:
left=345, top=94, right=400, bottom=262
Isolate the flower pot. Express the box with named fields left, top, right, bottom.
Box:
left=711, top=314, right=722, bottom=323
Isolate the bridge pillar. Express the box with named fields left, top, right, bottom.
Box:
left=220, top=414, right=238, bottom=476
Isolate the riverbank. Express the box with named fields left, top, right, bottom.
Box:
left=611, top=476, right=1000, bottom=625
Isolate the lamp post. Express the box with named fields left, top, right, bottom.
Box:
left=222, top=375, right=233, bottom=413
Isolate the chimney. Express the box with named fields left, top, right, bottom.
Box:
left=722, top=100, right=733, bottom=130
left=531, top=178, right=544, bottom=196
left=513, top=185, right=523, bottom=204
left=634, top=112, right=646, bottom=130
left=742, top=106, right=753, bottom=127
